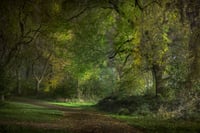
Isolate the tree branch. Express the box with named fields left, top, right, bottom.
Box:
left=139, top=0, right=162, bottom=10
left=40, top=53, right=52, bottom=80
left=109, top=37, right=134, bottom=59
left=66, top=7, right=89, bottom=22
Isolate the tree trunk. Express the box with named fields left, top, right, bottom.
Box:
left=77, top=79, right=81, bottom=100
left=183, top=1, right=200, bottom=89
left=16, top=70, right=21, bottom=95
left=36, top=80, right=41, bottom=95
left=32, top=53, right=52, bottom=96
left=186, top=28, right=200, bottom=89
left=1, top=94, right=5, bottom=101
left=152, top=64, right=163, bottom=97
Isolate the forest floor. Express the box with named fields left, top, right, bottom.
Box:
left=0, top=97, right=142, bottom=133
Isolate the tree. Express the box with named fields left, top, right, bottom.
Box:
left=177, top=0, right=200, bottom=90
left=0, top=0, right=42, bottom=100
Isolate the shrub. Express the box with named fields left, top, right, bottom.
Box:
left=118, top=108, right=130, bottom=115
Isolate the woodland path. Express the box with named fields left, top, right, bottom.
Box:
left=1, top=97, right=142, bottom=133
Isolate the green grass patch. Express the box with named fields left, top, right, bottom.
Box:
left=49, top=101, right=95, bottom=108
left=0, top=124, right=71, bottom=133
left=111, top=114, right=200, bottom=133
left=0, top=101, right=64, bottom=122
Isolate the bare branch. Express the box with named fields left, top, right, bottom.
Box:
left=106, top=1, right=135, bottom=27
left=135, top=0, right=143, bottom=10
left=40, top=53, right=52, bottom=80
left=123, top=53, right=131, bottom=67
left=140, top=0, right=162, bottom=10
left=32, top=63, right=40, bottom=81
left=18, top=0, right=28, bottom=37
left=32, top=52, right=52, bottom=83
left=22, top=25, right=42, bottom=45
left=109, top=37, right=134, bottom=59
left=108, top=0, right=120, bottom=14
left=66, top=7, right=89, bottom=22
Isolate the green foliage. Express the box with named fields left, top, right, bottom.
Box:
left=98, top=95, right=159, bottom=114
left=78, top=67, right=115, bottom=100
left=118, top=108, right=130, bottom=115
left=0, top=67, right=15, bottom=97
left=0, top=68, right=9, bottom=94
left=98, top=93, right=200, bottom=120
left=118, top=68, right=146, bottom=95
left=52, top=74, right=77, bottom=99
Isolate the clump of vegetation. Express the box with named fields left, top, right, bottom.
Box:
left=97, top=92, right=200, bottom=121
left=97, top=95, right=158, bottom=114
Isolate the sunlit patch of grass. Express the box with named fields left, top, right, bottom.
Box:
left=49, top=101, right=95, bottom=108
left=0, top=101, right=64, bottom=122
left=110, top=114, right=200, bottom=133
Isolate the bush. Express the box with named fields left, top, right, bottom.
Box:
left=52, top=75, right=77, bottom=99
left=97, top=94, right=160, bottom=114
left=118, top=108, right=130, bottom=115
left=135, top=103, right=151, bottom=115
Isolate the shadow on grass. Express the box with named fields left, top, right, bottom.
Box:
left=111, top=115, right=200, bottom=133
left=0, top=125, right=71, bottom=133
left=0, top=101, right=64, bottom=122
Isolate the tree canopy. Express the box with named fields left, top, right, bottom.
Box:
left=0, top=0, right=199, bottom=107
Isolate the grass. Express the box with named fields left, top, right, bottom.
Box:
left=0, top=101, right=68, bottom=133
left=0, top=125, right=71, bottom=133
left=111, top=114, right=200, bottom=133
left=48, top=101, right=96, bottom=110
left=0, top=101, right=64, bottom=122
left=48, top=100, right=200, bottom=133
left=1, top=99, right=199, bottom=133
left=50, top=101, right=94, bottom=107
left=0, top=100, right=96, bottom=133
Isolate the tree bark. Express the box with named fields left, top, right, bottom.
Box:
left=186, top=28, right=200, bottom=89
left=77, top=79, right=81, bottom=100
left=177, top=0, right=200, bottom=89
left=16, top=69, right=21, bottom=95
left=152, top=64, right=163, bottom=97
left=32, top=53, right=52, bottom=95
left=36, top=80, right=41, bottom=95
left=1, top=94, right=5, bottom=101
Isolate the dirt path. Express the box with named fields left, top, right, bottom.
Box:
left=2, top=98, right=142, bottom=133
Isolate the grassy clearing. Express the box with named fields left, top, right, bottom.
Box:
left=0, top=100, right=101, bottom=133
left=111, top=114, right=200, bottom=133
left=0, top=101, right=68, bottom=133
left=0, top=100, right=137, bottom=133
left=49, top=101, right=96, bottom=110
left=0, top=101, right=64, bottom=122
